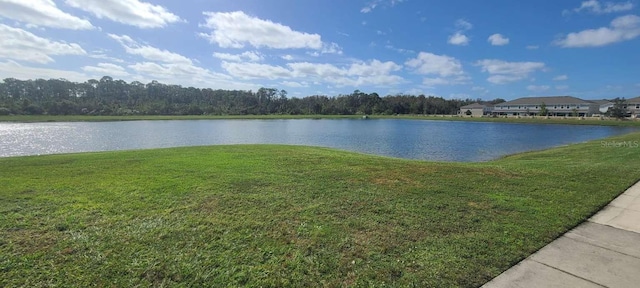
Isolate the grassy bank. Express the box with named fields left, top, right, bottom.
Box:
left=2, top=133, right=640, bottom=287
left=2, top=114, right=640, bottom=127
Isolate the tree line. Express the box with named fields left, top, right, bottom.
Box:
left=0, top=76, right=504, bottom=116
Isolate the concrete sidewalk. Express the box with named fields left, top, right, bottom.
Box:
left=482, top=181, right=640, bottom=288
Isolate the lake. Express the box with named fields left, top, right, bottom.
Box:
left=0, top=119, right=637, bottom=161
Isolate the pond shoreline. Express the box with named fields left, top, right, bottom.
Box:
left=2, top=114, right=640, bottom=127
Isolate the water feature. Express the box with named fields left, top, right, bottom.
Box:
left=0, top=119, right=636, bottom=161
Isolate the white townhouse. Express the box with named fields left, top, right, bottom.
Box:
left=492, top=96, right=600, bottom=117
left=591, top=99, right=613, bottom=114
left=596, top=96, right=640, bottom=116
left=459, top=103, right=491, bottom=117
left=625, top=96, right=640, bottom=116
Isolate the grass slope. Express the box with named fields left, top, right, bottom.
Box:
left=2, top=133, right=640, bottom=287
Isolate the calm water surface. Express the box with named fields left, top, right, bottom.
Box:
left=0, top=119, right=636, bottom=161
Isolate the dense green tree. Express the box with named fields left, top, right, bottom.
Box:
left=608, top=97, right=628, bottom=119
left=0, top=77, right=483, bottom=116
left=539, top=103, right=549, bottom=116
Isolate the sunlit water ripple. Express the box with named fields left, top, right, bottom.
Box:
left=0, top=119, right=637, bottom=162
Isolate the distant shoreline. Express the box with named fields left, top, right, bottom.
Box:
left=2, top=114, right=640, bottom=127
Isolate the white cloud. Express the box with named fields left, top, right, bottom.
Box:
left=200, top=11, right=323, bottom=50
left=485, top=75, right=524, bottom=84
left=0, top=24, right=86, bottom=63
left=107, top=33, right=255, bottom=90
left=455, top=19, right=473, bottom=30
left=449, top=93, right=470, bottom=99
left=448, top=19, right=472, bottom=46
left=405, top=88, right=428, bottom=95
left=553, top=75, right=569, bottom=81
left=221, top=59, right=404, bottom=87
left=422, top=76, right=469, bottom=86
left=65, top=0, right=182, bottom=28
left=488, top=33, right=510, bottom=46
left=213, top=51, right=263, bottom=62
left=385, top=44, right=415, bottom=54
left=127, top=61, right=256, bottom=90
left=448, top=32, right=470, bottom=45
left=321, top=42, right=343, bottom=54
left=281, top=81, right=308, bottom=88
left=0, top=0, right=93, bottom=29
left=288, top=62, right=344, bottom=78
left=82, top=63, right=129, bottom=77
left=405, top=52, right=464, bottom=77
left=527, top=85, right=551, bottom=92
left=221, top=62, right=293, bottom=80
left=0, top=60, right=88, bottom=81
left=472, top=86, right=489, bottom=95
left=281, top=55, right=294, bottom=61
left=361, top=1, right=379, bottom=13
left=109, top=34, right=192, bottom=64
left=406, top=52, right=467, bottom=87
left=420, top=78, right=449, bottom=86
left=89, top=51, right=125, bottom=63
left=556, top=14, right=640, bottom=47
left=476, top=59, right=546, bottom=84
left=348, top=59, right=401, bottom=76
left=290, top=61, right=405, bottom=87
left=526, top=45, right=540, bottom=50
left=572, top=0, right=634, bottom=14
left=360, top=0, right=405, bottom=13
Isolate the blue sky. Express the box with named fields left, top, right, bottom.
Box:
left=0, top=0, right=639, bottom=100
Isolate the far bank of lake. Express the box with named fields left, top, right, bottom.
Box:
left=2, top=114, right=640, bottom=127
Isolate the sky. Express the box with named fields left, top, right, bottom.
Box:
left=0, top=0, right=639, bottom=100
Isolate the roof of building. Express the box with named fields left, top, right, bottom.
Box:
left=627, top=96, right=640, bottom=103
left=460, top=103, right=486, bottom=109
left=496, top=96, right=593, bottom=106
left=590, top=99, right=612, bottom=105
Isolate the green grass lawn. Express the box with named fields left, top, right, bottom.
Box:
left=2, top=133, right=640, bottom=287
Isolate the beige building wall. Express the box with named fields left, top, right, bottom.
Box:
left=460, top=108, right=485, bottom=117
